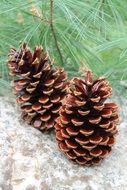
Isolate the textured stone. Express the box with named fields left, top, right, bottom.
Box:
left=0, top=96, right=127, bottom=190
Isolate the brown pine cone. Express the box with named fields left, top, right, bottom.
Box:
left=55, top=71, right=119, bottom=166
left=7, top=43, right=68, bottom=131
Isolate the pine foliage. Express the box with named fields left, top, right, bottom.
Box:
left=0, top=0, right=127, bottom=95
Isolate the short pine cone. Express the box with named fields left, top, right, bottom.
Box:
left=55, top=71, right=119, bottom=166
left=7, top=43, right=68, bottom=130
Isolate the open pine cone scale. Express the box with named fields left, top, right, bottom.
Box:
left=55, top=71, right=119, bottom=166
left=8, top=43, right=68, bottom=130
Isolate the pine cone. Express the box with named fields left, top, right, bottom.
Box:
left=55, top=71, right=119, bottom=166
left=7, top=43, right=68, bottom=130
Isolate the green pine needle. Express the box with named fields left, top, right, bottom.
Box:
left=0, top=0, right=127, bottom=98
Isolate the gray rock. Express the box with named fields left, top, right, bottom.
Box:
left=0, top=96, right=127, bottom=190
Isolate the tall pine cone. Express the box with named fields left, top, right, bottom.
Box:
left=7, top=43, right=68, bottom=130
left=55, top=71, right=119, bottom=166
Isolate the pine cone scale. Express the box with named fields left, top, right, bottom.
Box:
left=55, top=71, right=119, bottom=166
left=7, top=43, right=68, bottom=131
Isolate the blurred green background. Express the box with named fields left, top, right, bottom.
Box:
left=0, top=0, right=127, bottom=97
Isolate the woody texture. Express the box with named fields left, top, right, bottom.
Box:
left=7, top=43, right=67, bottom=130
left=55, top=71, right=119, bottom=166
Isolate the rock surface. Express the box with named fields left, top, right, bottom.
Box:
left=0, top=96, right=127, bottom=190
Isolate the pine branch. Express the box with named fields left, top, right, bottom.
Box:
left=49, top=0, right=64, bottom=66
left=99, top=0, right=105, bottom=35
